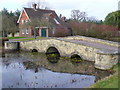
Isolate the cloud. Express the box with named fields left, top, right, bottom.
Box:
left=0, top=0, right=119, bottom=20
left=0, top=0, right=28, bottom=11
left=47, top=0, right=119, bottom=20
left=118, top=1, right=120, bottom=10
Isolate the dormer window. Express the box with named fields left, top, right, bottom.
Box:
left=54, top=18, right=60, bottom=24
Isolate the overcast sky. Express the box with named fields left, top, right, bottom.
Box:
left=0, top=0, right=119, bottom=20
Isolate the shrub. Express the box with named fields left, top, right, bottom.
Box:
left=68, top=21, right=118, bottom=40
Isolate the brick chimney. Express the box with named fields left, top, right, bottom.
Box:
left=32, top=3, right=37, bottom=10
left=61, top=16, right=66, bottom=21
left=59, top=14, right=62, bottom=18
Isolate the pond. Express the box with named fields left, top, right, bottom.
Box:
left=1, top=51, right=112, bottom=88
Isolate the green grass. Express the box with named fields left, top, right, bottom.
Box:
left=90, top=72, right=118, bottom=88
left=89, top=63, right=120, bottom=88
left=15, top=38, right=35, bottom=41
left=15, top=37, right=48, bottom=41
left=7, top=37, right=27, bottom=39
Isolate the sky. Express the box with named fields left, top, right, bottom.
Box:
left=0, top=0, right=119, bottom=20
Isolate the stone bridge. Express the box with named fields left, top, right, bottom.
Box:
left=5, top=36, right=119, bottom=70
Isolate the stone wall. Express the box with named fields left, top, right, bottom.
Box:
left=95, top=54, right=118, bottom=70
left=5, top=41, right=20, bottom=50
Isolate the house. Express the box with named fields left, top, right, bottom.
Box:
left=17, top=4, right=72, bottom=37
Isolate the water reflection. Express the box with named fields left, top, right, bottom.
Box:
left=46, top=53, right=60, bottom=63
left=23, top=61, right=39, bottom=73
left=1, top=51, right=112, bottom=88
left=70, top=54, right=83, bottom=64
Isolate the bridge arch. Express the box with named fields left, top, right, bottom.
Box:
left=31, top=47, right=39, bottom=52
left=46, top=47, right=60, bottom=54
left=70, top=54, right=83, bottom=63
left=31, top=49, right=38, bottom=52
left=45, top=44, right=62, bottom=56
left=71, top=54, right=82, bottom=59
left=70, top=51, right=83, bottom=60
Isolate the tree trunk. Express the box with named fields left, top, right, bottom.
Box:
left=33, top=30, right=36, bottom=39
left=2, top=30, right=5, bottom=37
left=12, top=33, right=15, bottom=37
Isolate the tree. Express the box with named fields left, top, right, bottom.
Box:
left=0, top=14, right=2, bottom=37
left=71, top=10, right=87, bottom=22
left=1, top=8, right=9, bottom=15
left=2, top=15, right=18, bottom=37
left=104, top=10, right=120, bottom=29
left=86, top=17, right=103, bottom=24
left=70, top=10, right=103, bottom=24
left=1, top=8, right=10, bottom=37
left=25, top=0, right=50, bottom=10
left=0, top=8, right=19, bottom=37
left=14, top=9, right=21, bottom=21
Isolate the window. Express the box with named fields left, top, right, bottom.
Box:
left=22, top=20, right=25, bottom=24
left=54, top=18, right=60, bottom=24
left=53, top=28, right=55, bottom=34
left=26, top=20, right=28, bottom=23
left=46, top=17, right=48, bottom=20
left=22, top=29, right=24, bottom=34
left=26, top=28, right=29, bottom=34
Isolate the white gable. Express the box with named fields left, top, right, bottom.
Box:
left=17, top=8, right=30, bottom=23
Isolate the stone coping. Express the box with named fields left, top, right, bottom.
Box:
left=56, top=38, right=119, bottom=55
left=96, top=50, right=119, bottom=55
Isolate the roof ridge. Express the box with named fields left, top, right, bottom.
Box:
left=24, top=7, right=55, bottom=12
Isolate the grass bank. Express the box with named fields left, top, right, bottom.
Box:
left=105, top=36, right=120, bottom=42
left=15, top=38, right=35, bottom=41
left=7, top=37, right=27, bottom=39
left=15, top=37, right=48, bottom=41
left=1, top=37, right=48, bottom=41
left=89, top=63, right=119, bottom=88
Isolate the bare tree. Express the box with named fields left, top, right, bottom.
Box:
left=26, top=0, right=50, bottom=10
left=2, top=15, right=18, bottom=37
left=71, top=10, right=87, bottom=22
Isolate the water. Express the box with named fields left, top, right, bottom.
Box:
left=1, top=51, right=111, bottom=88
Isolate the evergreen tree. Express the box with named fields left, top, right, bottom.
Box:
left=104, top=10, right=120, bottom=29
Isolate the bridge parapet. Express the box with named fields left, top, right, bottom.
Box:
left=64, top=36, right=119, bottom=47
